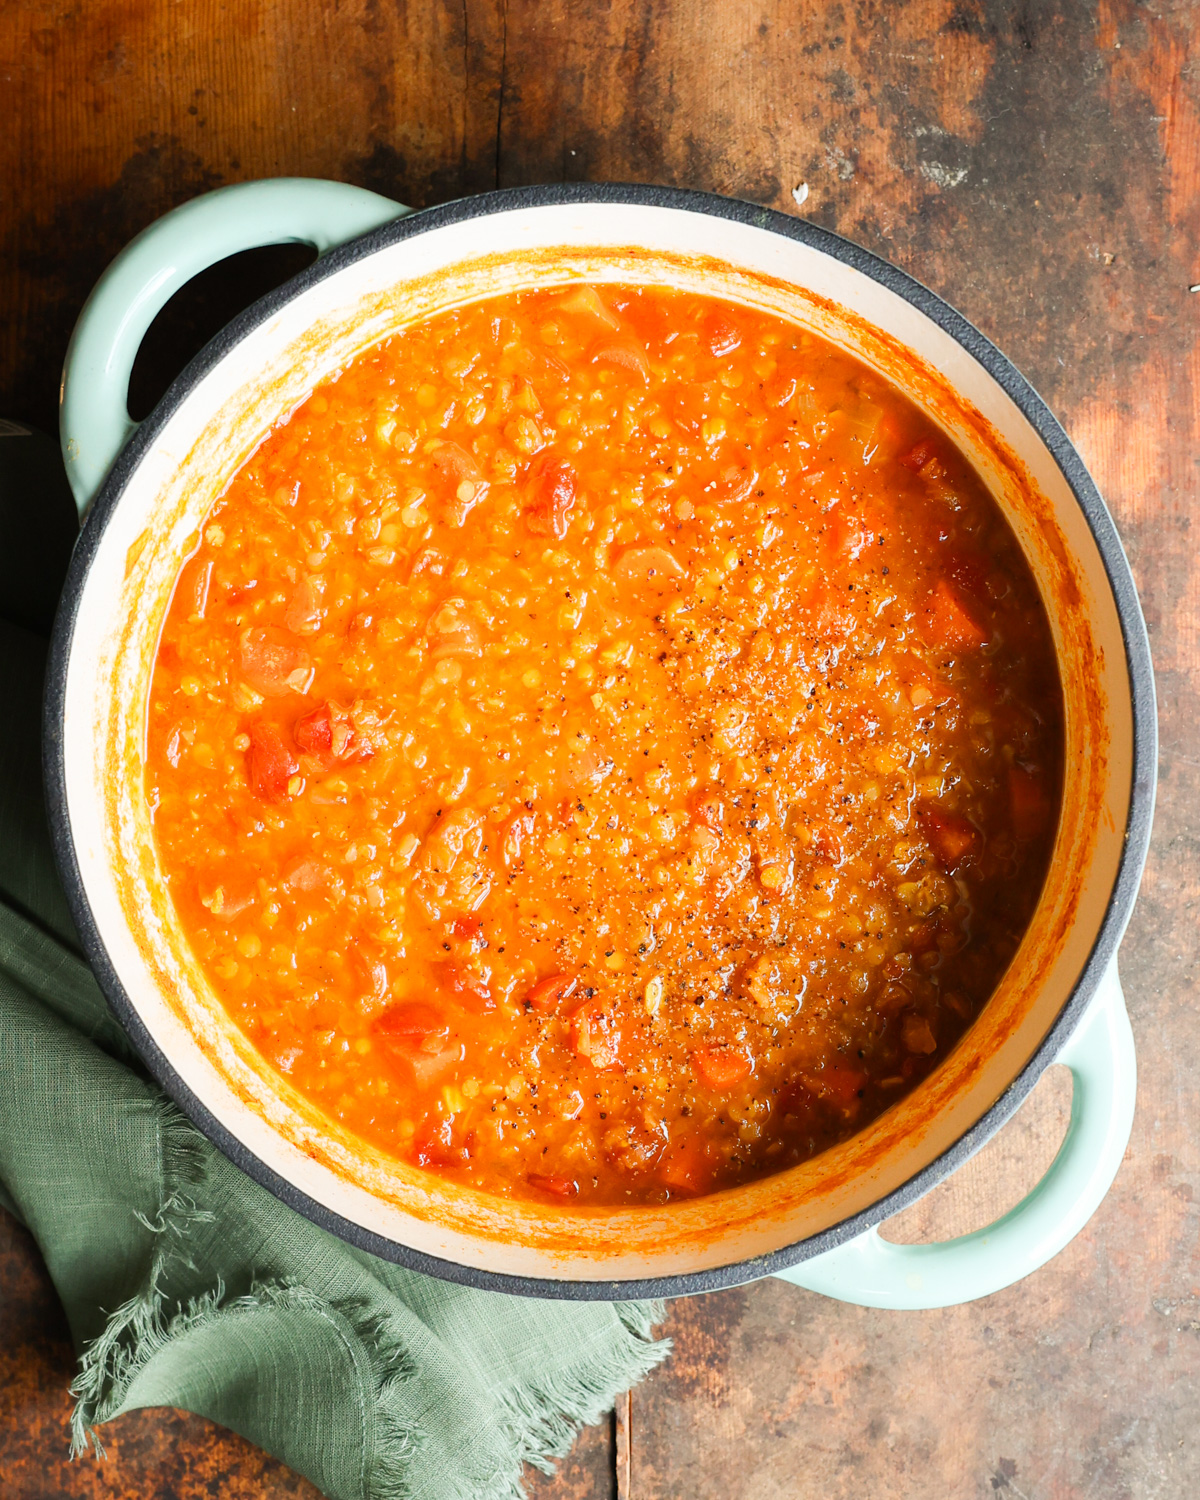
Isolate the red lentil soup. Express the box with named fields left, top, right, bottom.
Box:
left=146, top=281, right=1063, bottom=1207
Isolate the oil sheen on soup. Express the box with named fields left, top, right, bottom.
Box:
left=146, top=280, right=1063, bottom=1206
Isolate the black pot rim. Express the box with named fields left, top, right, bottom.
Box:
left=44, top=181, right=1157, bottom=1302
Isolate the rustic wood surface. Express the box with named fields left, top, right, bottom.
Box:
left=2, top=2, right=1197, bottom=1495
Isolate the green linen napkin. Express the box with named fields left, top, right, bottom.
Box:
left=0, top=450, right=668, bottom=1498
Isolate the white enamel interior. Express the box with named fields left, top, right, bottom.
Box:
left=59, top=201, right=1133, bottom=1283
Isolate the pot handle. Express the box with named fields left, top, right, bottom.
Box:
left=59, top=177, right=409, bottom=516
left=774, top=959, right=1136, bottom=1309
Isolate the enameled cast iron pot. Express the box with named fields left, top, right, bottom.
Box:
left=46, top=179, right=1156, bottom=1307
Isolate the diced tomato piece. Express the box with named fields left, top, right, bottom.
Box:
left=900, top=438, right=947, bottom=477
left=691, top=788, right=724, bottom=831
left=239, top=627, right=311, bottom=697
left=659, top=1136, right=712, bottom=1196
left=408, top=1045, right=461, bottom=1089
left=824, top=505, right=873, bottom=562
left=412, top=1115, right=469, bottom=1168
left=568, top=1000, right=621, bottom=1069
left=374, top=1001, right=450, bottom=1045
left=668, top=389, right=703, bottom=436
left=428, top=600, right=483, bottom=660
left=451, top=917, right=484, bottom=946
left=442, top=964, right=495, bottom=1013
left=692, top=1045, right=752, bottom=1090
left=285, top=574, right=325, bottom=636
left=867, top=408, right=907, bottom=457
left=514, top=348, right=570, bottom=387
left=527, top=1173, right=579, bottom=1198
left=899, top=438, right=937, bottom=472
left=523, top=454, right=579, bottom=539
left=812, top=579, right=856, bottom=639
left=431, top=439, right=485, bottom=487
left=902, top=1013, right=938, bottom=1055
left=282, top=855, right=337, bottom=895
left=589, top=336, right=650, bottom=382
left=808, top=1062, right=866, bottom=1110
left=178, top=557, right=213, bottom=621
left=525, top=971, right=579, bottom=1013
left=247, top=721, right=299, bottom=801
left=908, top=921, right=939, bottom=953
left=921, top=579, right=989, bottom=651
left=294, top=703, right=333, bottom=756
left=810, top=824, right=845, bottom=865
left=946, top=550, right=990, bottom=598
left=775, top=1077, right=818, bottom=1118
left=706, top=311, right=742, bottom=358
left=375, top=1004, right=458, bottom=1087
left=352, top=945, right=389, bottom=1000
left=502, top=808, right=537, bottom=866
left=765, top=373, right=798, bottom=409
left=613, top=544, right=685, bottom=588
left=1010, top=762, right=1053, bottom=840
left=919, top=806, right=979, bottom=870
left=555, top=285, right=621, bottom=329
left=705, top=464, right=758, bottom=505
left=294, top=701, right=374, bottom=766
left=432, top=441, right=489, bottom=523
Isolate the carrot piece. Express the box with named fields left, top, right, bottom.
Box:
left=659, top=1136, right=712, bottom=1195
left=922, top=579, right=989, bottom=650
left=692, top=1045, right=752, bottom=1090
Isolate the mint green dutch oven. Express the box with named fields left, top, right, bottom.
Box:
left=46, top=178, right=1155, bottom=1308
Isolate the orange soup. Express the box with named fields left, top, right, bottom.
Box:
left=146, top=281, right=1062, bottom=1205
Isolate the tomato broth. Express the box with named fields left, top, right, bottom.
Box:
left=146, top=281, right=1063, bottom=1206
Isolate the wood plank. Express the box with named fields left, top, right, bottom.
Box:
left=0, top=0, right=1197, bottom=1495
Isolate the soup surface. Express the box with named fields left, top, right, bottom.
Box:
left=146, top=280, right=1062, bottom=1206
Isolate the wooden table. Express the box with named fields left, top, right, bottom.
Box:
left=3, top=3, right=1197, bottom=1495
